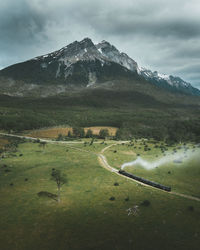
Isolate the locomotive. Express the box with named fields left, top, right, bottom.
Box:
left=118, top=169, right=171, bottom=192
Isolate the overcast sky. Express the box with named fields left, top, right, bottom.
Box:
left=1, top=0, right=200, bottom=89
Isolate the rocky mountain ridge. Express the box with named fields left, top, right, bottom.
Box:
left=0, top=37, right=199, bottom=96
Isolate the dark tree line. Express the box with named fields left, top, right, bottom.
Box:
left=115, top=119, right=200, bottom=143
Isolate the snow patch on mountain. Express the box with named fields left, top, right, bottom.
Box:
left=96, top=41, right=138, bottom=72
left=87, top=72, right=97, bottom=87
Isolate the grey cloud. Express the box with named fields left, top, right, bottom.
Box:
left=0, top=1, right=47, bottom=45
left=90, top=13, right=200, bottom=39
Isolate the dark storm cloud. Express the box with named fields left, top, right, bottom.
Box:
left=0, top=0, right=200, bottom=89
left=0, top=0, right=50, bottom=67
left=0, top=3, right=45, bottom=42
left=89, top=10, right=200, bottom=39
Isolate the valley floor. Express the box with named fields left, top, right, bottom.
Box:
left=0, top=134, right=200, bottom=250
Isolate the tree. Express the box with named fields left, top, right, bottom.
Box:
left=90, top=137, right=95, bottom=145
left=79, top=128, right=85, bottom=138
left=99, top=129, right=109, bottom=139
left=39, top=141, right=47, bottom=149
left=115, top=129, right=122, bottom=140
left=57, top=134, right=63, bottom=141
left=51, top=169, right=67, bottom=203
left=67, top=130, right=72, bottom=138
left=115, top=128, right=133, bottom=140
left=86, top=129, right=93, bottom=138
left=72, top=127, right=85, bottom=138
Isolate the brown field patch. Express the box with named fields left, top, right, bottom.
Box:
left=27, top=127, right=73, bottom=139
left=26, top=126, right=118, bottom=139
left=0, top=138, right=9, bottom=149
left=84, top=126, right=118, bottom=136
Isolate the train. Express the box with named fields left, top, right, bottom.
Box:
left=118, top=169, right=171, bottom=192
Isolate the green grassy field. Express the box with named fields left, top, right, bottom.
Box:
left=104, top=140, right=200, bottom=197
left=0, top=138, right=200, bottom=250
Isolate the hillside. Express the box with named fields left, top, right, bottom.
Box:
left=0, top=80, right=199, bottom=142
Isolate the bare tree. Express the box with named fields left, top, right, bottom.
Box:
left=39, top=141, right=47, bottom=149
left=51, top=169, right=67, bottom=203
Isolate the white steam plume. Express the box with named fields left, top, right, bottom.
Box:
left=121, top=148, right=199, bottom=170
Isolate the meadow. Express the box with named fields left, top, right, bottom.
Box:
left=0, top=136, right=200, bottom=250
left=104, top=140, right=200, bottom=197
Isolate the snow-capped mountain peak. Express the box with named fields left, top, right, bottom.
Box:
left=95, top=40, right=138, bottom=72
left=138, top=67, right=197, bottom=94
left=33, top=38, right=139, bottom=79
left=1, top=37, right=199, bottom=96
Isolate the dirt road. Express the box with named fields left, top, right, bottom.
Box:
left=1, top=132, right=200, bottom=202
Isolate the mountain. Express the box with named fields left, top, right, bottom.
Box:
left=0, top=38, right=138, bottom=88
left=138, top=67, right=200, bottom=96
left=0, top=37, right=199, bottom=96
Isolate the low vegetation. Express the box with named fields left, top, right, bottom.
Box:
left=0, top=87, right=199, bottom=143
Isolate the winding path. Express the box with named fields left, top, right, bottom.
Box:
left=1, top=132, right=200, bottom=202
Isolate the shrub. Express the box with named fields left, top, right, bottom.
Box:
left=37, top=191, right=58, bottom=200
left=188, top=206, right=194, bottom=212
left=109, top=196, right=115, bottom=201
left=114, top=182, right=119, bottom=186
left=5, top=169, right=11, bottom=172
left=141, top=200, right=150, bottom=207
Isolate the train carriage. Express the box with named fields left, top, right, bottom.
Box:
left=119, top=169, right=171, bottom=192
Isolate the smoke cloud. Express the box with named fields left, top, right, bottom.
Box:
left=121, top=148, right=198, bottom=170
